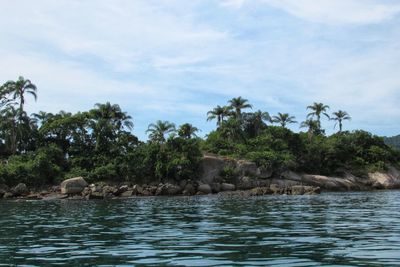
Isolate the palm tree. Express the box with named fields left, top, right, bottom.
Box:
left=178, top=123, right=199, bottom=139
left=32, top=111, right=54, bottom=126
left=0, top=106, right=32, bottom=154
left=243, top=110, right=271, bottom=137
left=300, top=119, right=319, bottom=141
left=331, top=110, right=351, bottom=133
left=228, top=97, right=252, bottom=118
left=1, top=76, right=37, bottom=112
left=146, top=120, right=176, bottom=143
left=207, top=105, right=233, bottom=126
left=271, top=112, right=297, bottom=128
left=306, top=102, right=330, bottom=129
left=91, top=102, right=133, bottom=131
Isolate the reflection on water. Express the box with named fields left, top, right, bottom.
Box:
left=0, top=191, right=399, bottom=266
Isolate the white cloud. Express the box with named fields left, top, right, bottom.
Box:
left=264, top=0, right=400, bottom=25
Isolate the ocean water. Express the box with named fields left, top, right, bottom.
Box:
left=0, top=191, right=399, bottom=266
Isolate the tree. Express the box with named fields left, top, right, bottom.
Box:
left=307, top=102, right=330, bottom=129
left=331, top=110, right=351, bottom=133
left=178, top=123, right=199, bottom=139
left=89, top=102, right=133, bottom=152
left=300, top=119, right=319, bottom=141
left=272, top=113, right=297, bottom=128
left=1, top=76, right=37, bottom=113
left=228, top=97, right=252, bottom=118
left=146, top=120, right=176, bottom=143
left=243, top=110, right=271, bottom=138
left=207, top=105, right=233, bottom=126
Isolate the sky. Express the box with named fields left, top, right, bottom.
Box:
left=0, top=0, right=399, bottom=140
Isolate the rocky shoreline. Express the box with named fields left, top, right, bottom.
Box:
left=1, top=155, right=400, bottom=201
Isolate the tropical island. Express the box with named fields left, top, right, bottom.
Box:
left=1, top=76, right=399, bottom=199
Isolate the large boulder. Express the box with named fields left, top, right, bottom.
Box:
left=236, top=160, right=258, bottom=176
left=368, top=170, right=400, bottom=189
left=221, top=183, right=235, bottom=191
left=301, top=174, right=360, bottom=191
left=61, top=177, right=88, bottom=194
left=182, top=183, right=196, bottom=195
left=13, top=183, right=29, bottom=196
left=197, top=184, right=212, bottom=194
left=159, top=183, right=182, bottom=196
left=199, top=155, right=236, bottom=184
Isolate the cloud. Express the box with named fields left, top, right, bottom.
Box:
left=0, top=0, right=400, bottom=138
left=222, top=0, right=400, bottom=25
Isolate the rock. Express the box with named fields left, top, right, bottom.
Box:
left=236, top=160, right=259, bottom=176
left=163, top=184, right=182, bottom=195
left=182, top=183, right=195, bottom=195
left=304, top=186, right=321, bottom=195
left=290, top=185, right=305, bottom=195
left=301, top=174, right=358, bottom=191
left=237, top=176, right=257, bottom=190
left=281, top=171, right=303, bottom=182
left=368, top=171, right=400, bottom=189
left=102, top=185, right=117, bottom=197
left=270, top=184, right=284, bottom=194
left=179, top=180, right=188, bottom=189
left=221, top=183, right=235, bottom=191
left=3, top=192, right=14, bottom=198
left=141, top=190, right=151, bottom=196
left=13, top=183, right=29, bottom=196
left=89, top=184, right=102, bottom=193
left=115, top=185, right=129, bottom=196
left=88, top=192, right=104, bottom=199
left=210, top=183, right=221, bottom=193
left=258, top=166, right=273, bottom=179
left=269, top=178, right=300, bottom=188
left=0, top=189, right=5, bottom=198
left=26, top=194, right=42, bottom=200
left=120, top=190, right=133, bottom=197
left=132, top=184, right=143, bottom=195
left=200, top=155, right=236, bottom=184
left=250, top=187, right=272, bottom=196
left=148, top=186, right=158, bottom=195
left=69, top=195, right=84, bottom=200
left=197, top=184, right=212, bottom=194
left=61, top=177, right=88, bottom=194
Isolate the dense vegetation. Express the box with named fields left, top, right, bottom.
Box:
left=0, top=77, right=398, bottom=187
left=384, top=135, right=400, bottom=150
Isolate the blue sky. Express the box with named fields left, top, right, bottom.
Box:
left=0, top=0, right=399, bottom=140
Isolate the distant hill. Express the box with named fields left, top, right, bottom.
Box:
left=384, top=135, right=400, bottom=150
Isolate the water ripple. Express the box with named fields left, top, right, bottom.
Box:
left=0, top=191, right=400, bottom=266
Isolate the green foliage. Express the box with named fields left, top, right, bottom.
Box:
left=219, top=166, right=237, bottom=181
left=384, top=135, right=400, bottom=150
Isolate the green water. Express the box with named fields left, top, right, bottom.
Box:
left=0, top=191, right=399, bottom=266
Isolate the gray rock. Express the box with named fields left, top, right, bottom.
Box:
left=198, top=184, right=212, bottom=194
left=221, top=183, right=235, bottom=191
left=89, top=192, right=104, bottom=199
left=120, top=190, right=133, bottom=197
left=115, top=185, right=129, bottom=196
left=270, top=184, right=284, bottom=194
left=3, top=192, right=14, bottom=198
left=61, top=177, right=88, bottom=194
left=250, top=187, right=272, bottom=196
left=290, top=185, right=305, bottom=195
left=13, top=183, right=29, bottom=196
left=236, top=160, right=259, bottom=176
left=199, top=155, right=236, bottom=184
left=182, top=183, right=195, bottom=195
left=132, top=184, right=143, bottom=195
left=210, top=183, right=221, bottom=193
left=237, top=176, right=257, bottom=190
